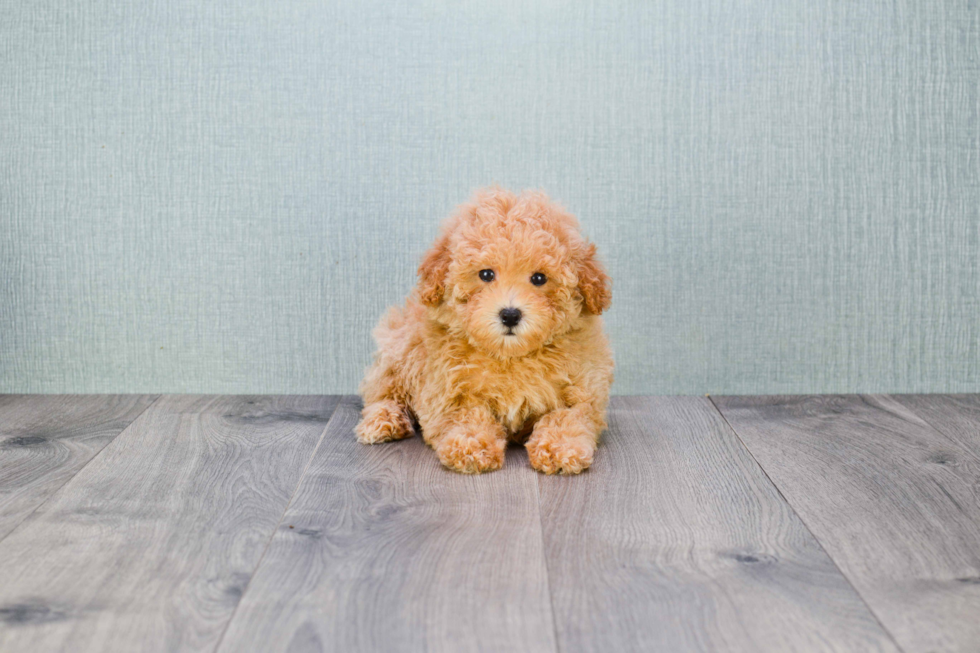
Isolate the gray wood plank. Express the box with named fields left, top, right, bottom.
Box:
left=0, top=394, right=158, bottom=540
left=714, top=394, right=980, bottom=653
left=0, top=394, right=339, bottom=652
left=217, top=396, right=557, bottom=653
left=891, top=394, right=980, bottom=454
left=538, top=396, right=899, bottom=653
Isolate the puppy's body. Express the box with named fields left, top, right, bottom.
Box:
left=357, top=189, right=613, bottom=474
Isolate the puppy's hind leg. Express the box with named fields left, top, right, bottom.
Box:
left=356, top=398, right=414, bottom=444
left=356, top=353, right=415, bottom=444
left=357, top=303, right=421, bottom=444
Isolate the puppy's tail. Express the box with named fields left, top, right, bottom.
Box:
left=372, top=304, right=409, bottom=350
left=360, top=302, right=421, bottom=407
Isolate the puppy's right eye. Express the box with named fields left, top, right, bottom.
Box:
left=479, top=269, right=495, bottom=282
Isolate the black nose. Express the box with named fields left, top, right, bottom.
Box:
left=499, top=307, right=522, bottom=328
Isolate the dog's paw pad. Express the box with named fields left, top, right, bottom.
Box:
left=436, top=429, right=506, bottom=474
left=527, top=434, right=595, bottom=475
left=356, top=401, right=413, bottom=444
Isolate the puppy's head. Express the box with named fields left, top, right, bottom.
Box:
left=417, top=188, right=611, bottom=358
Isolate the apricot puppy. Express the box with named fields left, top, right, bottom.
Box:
left=356, top=188, right=613, bottom=474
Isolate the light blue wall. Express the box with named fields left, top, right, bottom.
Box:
left=2, top=1, right=978, bottom=395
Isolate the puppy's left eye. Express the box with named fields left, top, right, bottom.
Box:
left=530, top=272, right=547, bottom=286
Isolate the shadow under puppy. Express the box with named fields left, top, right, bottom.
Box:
left=356, top=188, right=613, bottom=474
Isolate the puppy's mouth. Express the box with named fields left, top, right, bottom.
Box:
left=504, top=328, right=517, bottom=336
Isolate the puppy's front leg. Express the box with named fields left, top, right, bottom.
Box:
left=527, top=403, right=603, bottom=475
left=429, top=405, right=507, bottom=474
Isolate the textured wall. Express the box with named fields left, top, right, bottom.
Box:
left=1, top=1, right=978, bottom=395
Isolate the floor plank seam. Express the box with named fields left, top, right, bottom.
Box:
left=705, top=396, right=909, bottom=653
left=882, top=394, right=980, bottom=466
left=208, top=396, right=344, bottom=653
left=534, top=476, right=563, bottom=653
left=0, top=393, right=163, bottom=548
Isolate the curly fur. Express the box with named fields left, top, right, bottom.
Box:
left=356, top=188, right=614, bottom=474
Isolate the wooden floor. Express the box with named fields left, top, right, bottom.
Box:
left=0, top=395, right=978, bottom=652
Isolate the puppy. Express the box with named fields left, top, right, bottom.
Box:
left=356, top=188, right=613, bottom=474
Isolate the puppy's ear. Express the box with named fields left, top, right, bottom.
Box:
left=576, top=242, right=611, bottom=315
left=417, top=231, right=452, bottom=307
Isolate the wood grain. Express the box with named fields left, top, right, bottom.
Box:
left=216, top=396, right=557, bottom=653
left=0, top=394, right=158, bottom=540
left=713, top=394, right=980, bottom=653
left=537, top=396, right=898, bottom=653
left=891, top=394, right=980, bottom=454
left=0, top=394, right=338, bottom=652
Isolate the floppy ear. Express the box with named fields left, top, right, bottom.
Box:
left=417, top=231, right=452, bottom=307
left=576, top=242, right=611, bottom=315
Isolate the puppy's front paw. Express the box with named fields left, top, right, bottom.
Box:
left=526, top=426, right=596, bottom=475
left=356, top=400, right=413, bottom=444
left=436, top=426, right=506, bottom=474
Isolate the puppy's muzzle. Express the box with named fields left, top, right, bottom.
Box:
left=499, top=307, right=522, bottom=329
